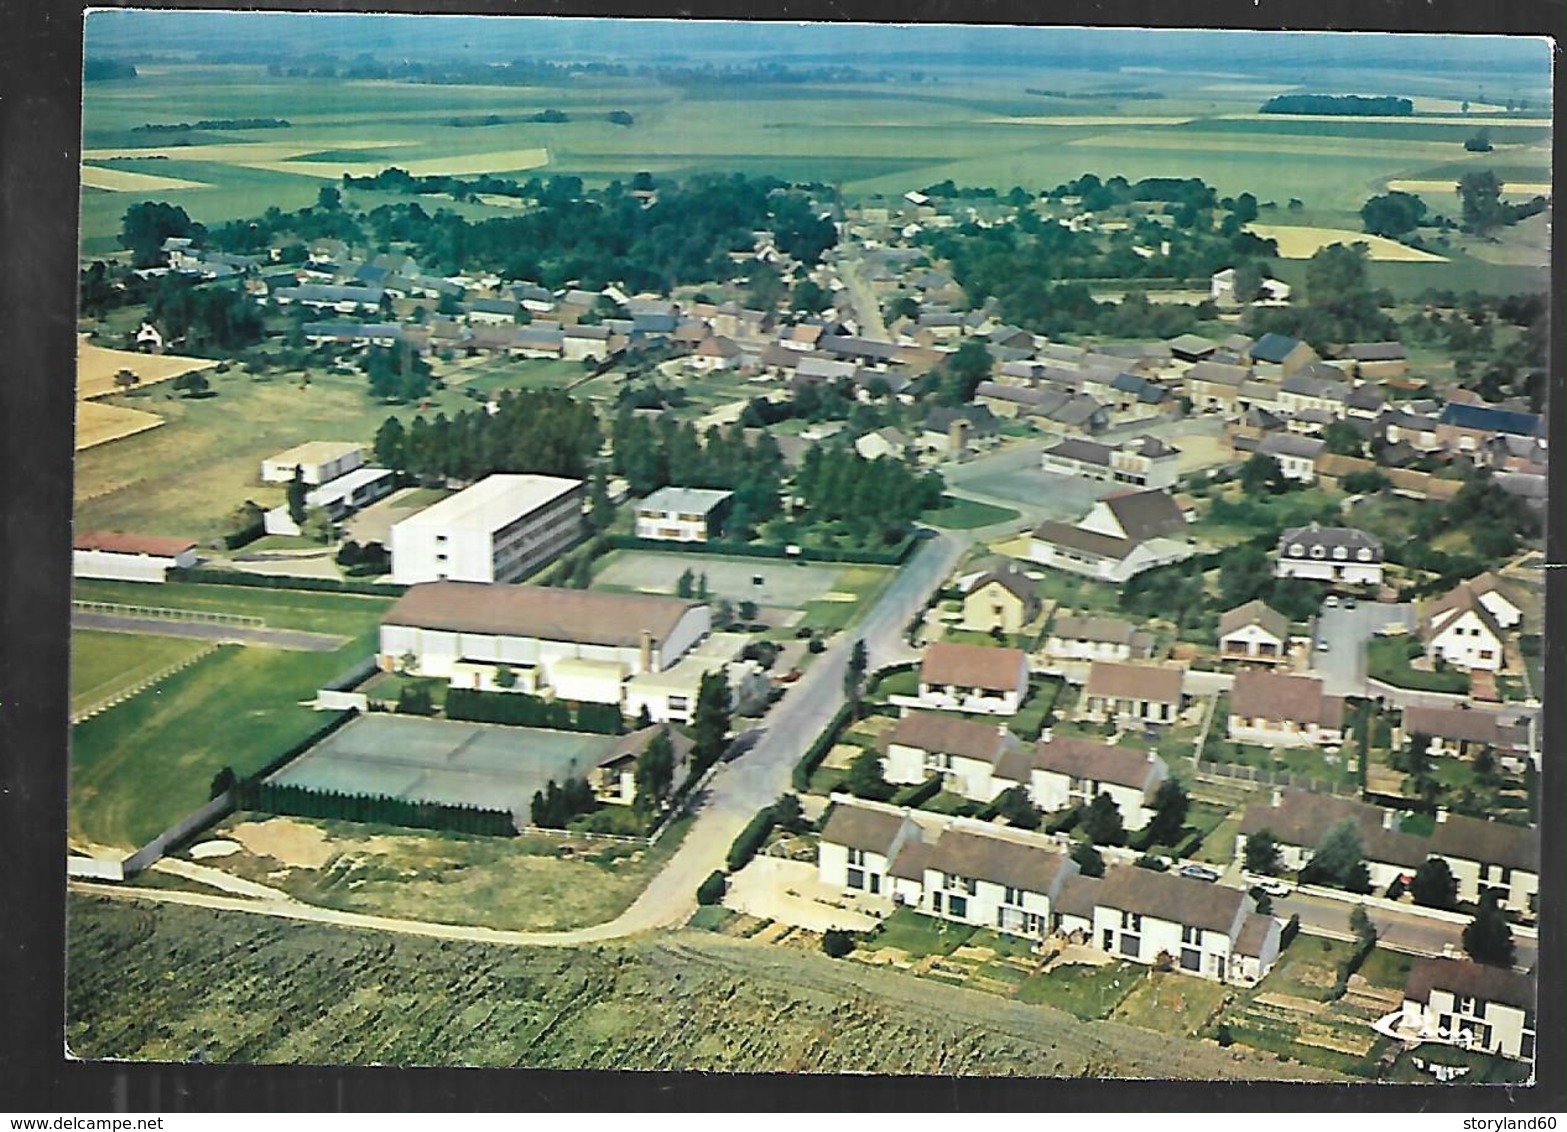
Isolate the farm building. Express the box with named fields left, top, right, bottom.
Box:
left=379, top=581, right=711, bottom=707
left=72, top=531, right=198, bottom=583
left=633, top=486, right=734, bottom=543
left=261, top=441, right=365, bottom=486
left=389, top=474, right=585, bottom=586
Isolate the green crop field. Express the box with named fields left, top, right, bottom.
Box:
left=70, top=630, right=210, bottom=715
left=69, top=630, right=378, bottom=849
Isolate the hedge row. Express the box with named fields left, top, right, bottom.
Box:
left=444, top=687, right=623, bottom=734
left=726, top=805, right=778, bottom=872
left=791, top=702, right=855, bottom=792
left=891, top=775, right=943, bottom=809
left=244, top=707, right=359, bottom=786
left=234, top=778, right=515, bottom=836
left=603, top=533, right=916, bottom=566
left=169, top=566, right=406, bottom=597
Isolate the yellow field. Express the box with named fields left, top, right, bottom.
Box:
left=241, top=146, right=552, bottom=180
left=1067, top=132, right=1456, bottom=160
left=1247, top=224, right=1449, bottom=262
left=76, top=401, right=165, bottom=451
left=1386, top=179, right=1552, bottom=197
left=80, top=166, right=212, bottom=192
left=78, top=340, right=220, bottom=400
left=979, top=116, right=1196, bottom=127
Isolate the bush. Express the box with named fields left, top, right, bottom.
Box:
left=1216, top=1023, right=1234, bottom=1048
left=696, top=870, right=728, bottom=906
left=1280, top=913, right=1302, bottom=949
left=1134, top=854, right=1169, bottom=872
left=822, top=929, right=857, bottom=959
left=891, top=775, right=943, bottom=809
left=727, top=806, right=777, bottom=872
left=396, top=683, right=435, bottom=716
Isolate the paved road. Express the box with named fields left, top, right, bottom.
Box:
left=1268, top=887, right=1538, bottom=970
left=1310, top=601, right=1416, bottom=697
left=72, top=612, right=348, bottom=652
left=834, top=252, right=890, bottom=341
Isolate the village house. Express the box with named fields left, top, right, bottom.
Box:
left=1420, top=583, right=1509, bottom=672
left=1029, top=489, right=1192, bottom=584
left=633, top=486, right=733, bottom=543
left=1080, top=661, right=1186, bottom=727
left=561, top=323, right=612, bottom=363
left=622, top=631, right=770, bottom=725
left=1040, top=434, right=1181, bottom=491
left=1217, top=599, right=1292, bottom=664
left=1429, top=574, right=1523, bottom=630
left=588, top=725, right=695, bottom=807
left=1435, top=402, right=1544, bottom=456
left=1227, top=670, right=1345, bottom=749
left=880, top=711, right=1024, bottom=802
left=1277, top=367, right=1352, bottom=419
left=1090, top=866, right=1279, bottom=985
left=1256, top=433, right=1326, bottom=483
left=1397, top=704, right=1533, bottom=763
left=854, top=427, right=912, bottom=462
left=1010, top=735, right=1168, bottom=831
left=1275, top=524, right=1384, bottom=587
left=1235, top=790, right=1428, bottom=892
left=1249, top=332, right=1319, bottom=378
left=961, top=567, right=1042, bottom=635
left=1426, top=810, right=1539, bottom=914
left=1183, top=359, right=1252, bottom=414
left=1398, top=958, right=1535, bottom=1064
left=915, top=642, right=1031, bottom=716
left=1043, top=615, right=1155, bottom=664
left=1342, top=341, right=1408, bottom=381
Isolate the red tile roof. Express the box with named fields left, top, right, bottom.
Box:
left=919, top=642, right=1028, bottom=693
left=73, top=531, right=196, bottom=558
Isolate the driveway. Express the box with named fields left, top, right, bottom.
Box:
left=1310, top=601, right=1416, bottom=697
left=723, top=856, right=885, bottom=932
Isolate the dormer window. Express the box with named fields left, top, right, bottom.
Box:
left=1290, top=544, right=1304, bottom=556
left=1357, top=547, right=1372, bottom=561
left=1332, top=546, right=1347, bottom=560
left=1310, top=545, right=1326, bottom=559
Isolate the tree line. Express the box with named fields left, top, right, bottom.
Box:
left=445, top=687, right=624, bottom=734
left=1260, top=94, right=1413, bottom=116
left=610, top=412, right=786, bottom=539
left=373, top=388, right=601, bottom=483
left=234, top=778, right=516, bottom=836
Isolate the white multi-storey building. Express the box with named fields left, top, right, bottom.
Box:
left=390, top=474, right=584, bottom=585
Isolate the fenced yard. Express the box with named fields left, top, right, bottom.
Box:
left=270, top=714, right=619, bottom=817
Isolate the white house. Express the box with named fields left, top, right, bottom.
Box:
left=880, top=711, right=1024, bottom=802
left=1399, top=959, right=1535, bottom=1063
left=1029, top=489, right=1191, bottom=584
left=1275, top=524, right=1384, bottom=587
left=621, top=631, right=770, bottom=725
left=561, top=324, right=612, bottom=363
left=1227, top=670, right=1345, bottom=749
left=1041, top=435, right=1181, bottom=491
left=1431, top=574, right=1523, bottom=629
left=261, top=441, right=365, bottom=486
left=1217, top=600, right=1291, bottom=663
left=818, top=798, right=1077, bottom=941
left=389, top=474, right=585, bottom=586
left=588, top=725, right=695, bottom=807
left=263, top=465, right=397, bottom=537
left=633, top=486, right=733, bottom=543
left=1256, top=433, right=1326, bottom=484
left=72, top=531, right=198, bottom=583
left=1080, top=661, right=1185, bottom=727
left=1010, top=735, right=1168, bottom=831
left=1043, top=616, right=1155, bottom=663
left=378, top=581, right=711, bottom=708
left=1091, top=866, right=1279, bottom=985
left=1427, top=811, right=1539, bottom=915
left=1235, top=789, right=1431, bottom=893
left=1422, top=593, right=1507, bottom=673
left=1397, top=705, right=1532, bottom=762
left=915, top=643, right=1030, bottom=716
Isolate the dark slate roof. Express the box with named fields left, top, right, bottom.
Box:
left=1439, top=402, right=1543, bottom=438
left=1044, top=393, right=1108, bottom=426
left=1028, top=736, right=1162, bottom=792
left=1044, top=437, right=1113, bottom=467
left=1277, top=524, right=1382, bottom=558
left=886, top=711, right=1018, bottom=765
left=1049, top=615, right=1138, bottom=646
left=966, top=568, right=1038, bottom=610
left=1053, top=873, right=1102, bottom=920
left=1258, top=434, right=1326, bottom=460
left=1251, top=333, right=1305, bottom=364
left=1281, top=373, right=1351, bottom=400
left=1030, top=521, right=1133, bottom=561
left=1095, top=866, right=1246, bottom=935
left=1345, top=342, right=1408, bottom=362
left=1167, top=333, right=1218, bottom=359
left=820, top=335, right=900, bottom=362
left=1404, top=957, right=1534, bottom=1011
left=925, top=829, right=1072, bottom=895
left=926, top=405, right=1000, bottom=436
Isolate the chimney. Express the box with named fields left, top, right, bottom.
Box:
left=639, top=629, right=653, bottom=674
left=1270, top=788, right=1282, bottom=808
left=1436, top=806, right=1449, bottom=824
left=949, top=417, right=970, bottom=456
left=1382, top=809, right=1396, bottom=830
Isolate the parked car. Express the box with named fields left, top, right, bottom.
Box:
left=1344, top=596, right=1358, bottom=609
left=1317, top=639, right=1331, bottom=652
left=1324, top=595, right=1340, bottom=608
left=1178, top=864, right=1222, bottom=883
left=1254, top=878, right=1292, bottom=898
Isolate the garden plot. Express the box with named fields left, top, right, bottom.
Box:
left=270, top=713, right=618, bottom=816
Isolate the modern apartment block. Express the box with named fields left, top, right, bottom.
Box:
left=390, top=474, right=585, bottom=585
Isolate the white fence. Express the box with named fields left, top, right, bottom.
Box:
left=314, top=689, right=369, bottom=712
left=73, top=599, right=264, bottom=628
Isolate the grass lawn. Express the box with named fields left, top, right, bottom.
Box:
left=1258, top=935, right=1357, bottom=1003
left=965, top=928, right=1040, bottom=961
left=70, top=630, right=210, bottom=715
left=69, top=631, right=378, bottom=849
left=1367, top=636, right=1469, bottom=694
left=861, top=908, right=976, bottom=958
left=1384, top=1045, right=1533, bottom=1085
left=1110, top=971, right=1231, bottom=1038
left=924, top=495, right=1022, bottom=530
left=1016, top=961, right=1139, bottom=1020
left=1033, top=571, right=1122, bottom=615
left=869, top=668, right=919, bottom=700
left=1194, top=816, right=1242, bottom=866
left=799, top=565, right=896, bottom=635
left=209, top=814, right=694, bottom=932
left=1355, top=946, right=1415, bottom=991
left=72, top=578, right=393, bottom=636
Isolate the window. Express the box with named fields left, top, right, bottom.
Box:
left=1181, top=925, right=1200, bottom=946
left=947, top=895, right=968, bottom=919
left=1309, top=545, right=1326, bottom=559
left=1004, top=886, right=1025, bottom=905
left=1121, top=911, right=1142, bottom=932
left=1180, top=948, right=1201, bottom=972
left=1102, top=928, right=1115, bottom=951
left=1332, top=546, right=1347, bottom=560
left=1120, top=933, right=1141, bottom=959
left=846, top=868, right=864, bottom=891
left=1455, top=995, right=1475, bottom=1016
left=1357, top=547, right=1372, bottom=561
left=1289, top=544, right=1304, bottom=556
left=847, top=848, right=867, bottom=867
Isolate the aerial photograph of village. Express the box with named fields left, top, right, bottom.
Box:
left=63, top=12, right=1548, bottom=1085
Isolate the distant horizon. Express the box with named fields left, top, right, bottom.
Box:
left=83, top=13, right=1555, bottom=88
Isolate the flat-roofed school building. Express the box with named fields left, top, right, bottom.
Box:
left=390, top=474, right=585, bottom=586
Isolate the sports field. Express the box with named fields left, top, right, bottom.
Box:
left=592, top=549, right=857, bottom=608
left=271, top=714, right=618, bottom=815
